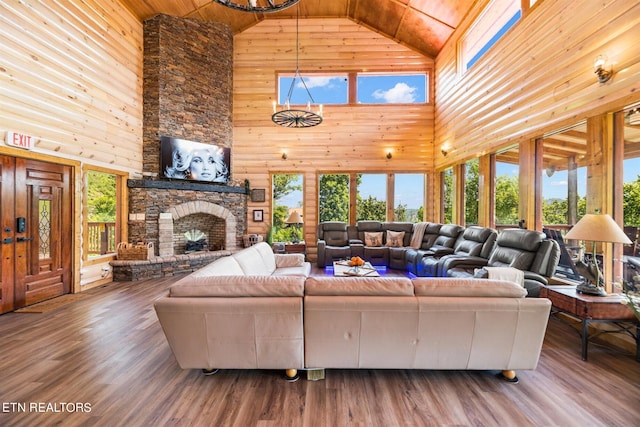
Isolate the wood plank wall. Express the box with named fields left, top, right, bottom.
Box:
left=0, top=0, right=143, bottom=287
left=233, top=18, right=435, bottom=258
left=435, top=0, right=640, bottom=170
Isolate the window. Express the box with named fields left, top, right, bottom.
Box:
left=84, top=169, right=122, bottom=259
left=541, top=123, right=587, bottom=227
left=442, top=168, right=454, bottom=224
left=319, top=174, right=350, bottom=222
left=459, top=0, right=521, bottom=73
left=394, top=174, right=425, bottom=222
left=357, top=174, right=387, bottom=221
left=319, top=172, right=427, bottom=223
left=278, top=74, right=348, bottom=105
left=464, top=159, right=479, bottom=225
left=622, top=109, right=640, bottom=257
left=495, top=147, right=520, bottom=226
left=272, top=173, right=303, bottom=242
left=357, top=73, right=427, bottom=104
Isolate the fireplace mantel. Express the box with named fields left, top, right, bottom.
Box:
left=128, top=179, right=248, bottom=194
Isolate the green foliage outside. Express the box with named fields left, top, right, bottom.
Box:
left=542, top=197, right=586, bottom=225
left=495, top=174, right=519, bottom=225
left=356, top=195, right=386, bottom=221
left=465, top=159, right=479, bottom=225
left=443, top=168, right=453, bottom=224
left=272, top=174, right=303, bottom=242
left=624, top=175, right=640, bottom=226
left=87, top=171, right=116, bottom=222
left=318, top=174, right=351, bottom=222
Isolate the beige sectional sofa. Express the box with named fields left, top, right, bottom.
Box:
left=154, top=243, right=551, bottom=383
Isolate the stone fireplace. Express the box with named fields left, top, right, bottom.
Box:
left=160, top=200, right=238, bottom=256
left=111, top=14, right=245, bottom=281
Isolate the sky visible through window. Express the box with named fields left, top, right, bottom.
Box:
left=278, top=73, right=426, bottom=105
left=496, top=159, right=640, bottom=199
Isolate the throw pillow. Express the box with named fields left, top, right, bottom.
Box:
left=275, top=253, right=304, bottom=268
left=364, top=232, right=383, bottom=247
left=386, top=230, right=405, bottom=247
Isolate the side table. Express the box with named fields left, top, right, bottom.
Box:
left=540, top=285, right=639, bottom=361
left=284, top=242, right=306, bottom=256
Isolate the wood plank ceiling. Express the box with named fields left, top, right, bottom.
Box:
left=120, top=0, right=640, bottom=170
left=118, top=0, right=475, bottom=58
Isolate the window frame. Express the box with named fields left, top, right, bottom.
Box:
left=82, top=165, right=127, bottom=264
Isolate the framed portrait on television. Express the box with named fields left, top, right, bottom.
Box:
left=160, top=136, right=231, bottom=184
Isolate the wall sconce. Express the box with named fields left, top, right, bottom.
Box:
left=441, top=147, right=448, bottom=157
left=594, top=55, right=613, bottom=83
left=281, top=151, right=288, bottom=160
left=386, top=151, right=393, bottom=159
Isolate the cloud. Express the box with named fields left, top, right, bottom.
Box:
left=549, top=180, right=568, bottom=186
left=372, top=82, right=417, bottom=103
left=297, top=76, right=341, bottom=89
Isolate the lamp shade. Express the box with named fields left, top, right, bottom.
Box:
left=285, top=211, right=303, bottom=225
left=564, top=214, right=632, bottom=244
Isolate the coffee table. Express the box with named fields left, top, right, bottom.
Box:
left=332, top=261, right=380, bottom=277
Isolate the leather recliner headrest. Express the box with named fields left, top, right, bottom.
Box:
left=496, top=229, right=545, bottom=252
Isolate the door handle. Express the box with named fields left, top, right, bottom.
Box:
left=2, top=238, right=13, bottom=244
left=16, top=237, right=33, bottom=242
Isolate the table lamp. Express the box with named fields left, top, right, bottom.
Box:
left=564, top=213, right=632, bottom=296
left=285, top=211, right=303, bottom=243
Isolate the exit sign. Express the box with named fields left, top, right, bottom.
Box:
left=5, top=131, right=34, bottom=150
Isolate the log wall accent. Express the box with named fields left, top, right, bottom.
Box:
left=0, top=0, right=143, bottom=288
left=435, top=0, right=640, bottom=170
left=0, top=0, right=143, bottom=171
left=233, top=18, right=435, bottom=254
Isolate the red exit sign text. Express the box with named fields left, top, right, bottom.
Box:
left=5, top=131, right=34, bottom=150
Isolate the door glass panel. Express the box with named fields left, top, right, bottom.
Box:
left=38, top=199, right=51, bottom=259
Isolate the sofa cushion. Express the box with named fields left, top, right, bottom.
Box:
left=413, top=278, right=527, bottom=298
left=191, top=255, right=245, bottom=276
left=386, top=230, right=405, bottom=247
left=275, top=253, right=305, bottom=268
left=233, top=242, right=276, bottom=275
left=169, top=275, right=305, bottom=297
left=365, top=232, right=384, bottom=247
left=305, top=276, right=414, bottom=296
left=272, top=263, right=312, bottom=277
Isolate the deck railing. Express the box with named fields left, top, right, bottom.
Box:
left=87, top=222, right=117, bottom=256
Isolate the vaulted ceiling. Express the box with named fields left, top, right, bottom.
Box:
left=119, top=0, right=475, bottom=57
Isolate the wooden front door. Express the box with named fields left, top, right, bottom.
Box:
left=0, top=155, right=72, bottom=313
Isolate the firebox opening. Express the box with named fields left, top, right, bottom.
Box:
left=173, top=213, right=225, bottom=254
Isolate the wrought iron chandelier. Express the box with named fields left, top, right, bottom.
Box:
left=212, top=0, right=299, bottom=13
left=271, top=5, right=323, bottom=128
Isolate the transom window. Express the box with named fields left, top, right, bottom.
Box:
left=459, top=0, right=523, bottom=73
left=277, top=72, right=429, bottom=105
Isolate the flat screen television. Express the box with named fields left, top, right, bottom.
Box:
left=160, top=136, right=230, bottom=184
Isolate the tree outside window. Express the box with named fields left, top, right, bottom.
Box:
left=272, top=174, right=303, bottom=242
left=319, top=174, right=350, bottom=223
left=86, top=170, right=119, bottom=258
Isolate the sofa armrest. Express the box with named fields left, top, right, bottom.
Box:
left=426, top=246, right=454, bottom=257
left=317, top=240, right=327, bottom=266
left=523, top=271, right=548, bottom=286
left=441, top=255, right=488, bottom=273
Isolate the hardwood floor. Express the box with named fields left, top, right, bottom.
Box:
left=0, top=273, right=639, bottom=426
